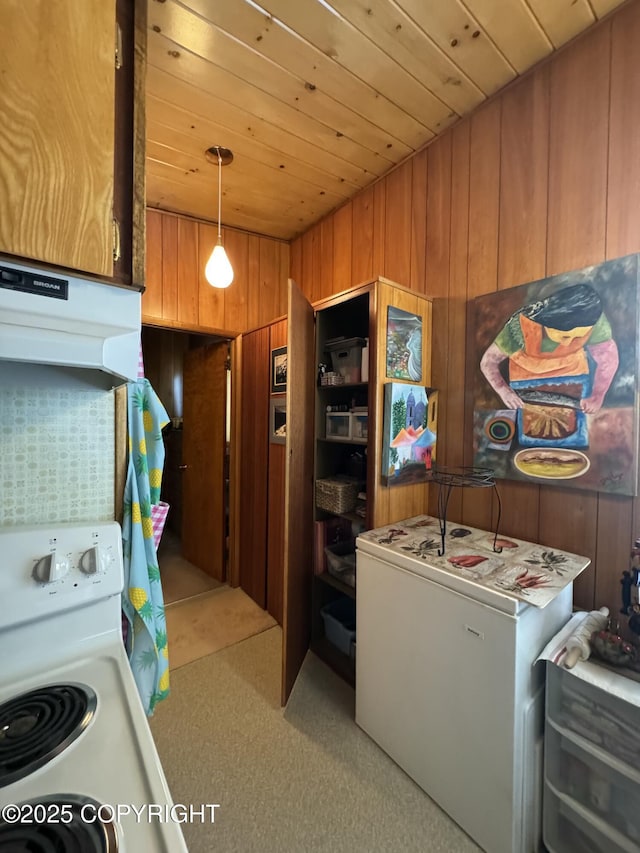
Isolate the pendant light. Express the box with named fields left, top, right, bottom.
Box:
left=204, top=146, right=234, bottom=288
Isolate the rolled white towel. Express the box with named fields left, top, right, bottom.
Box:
left=564, top=607, right=610, bottom=668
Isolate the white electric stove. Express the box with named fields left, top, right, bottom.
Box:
left=0, top=522, right=188, bottom=852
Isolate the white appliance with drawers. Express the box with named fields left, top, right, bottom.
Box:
left=0, top=522, right=188, bottom=852
left=355, top=515, right=589, bottom=853
left=543, top=658, right=640, bottom=852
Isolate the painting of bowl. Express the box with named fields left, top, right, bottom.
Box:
left=513, top=448, right=590, bottom=480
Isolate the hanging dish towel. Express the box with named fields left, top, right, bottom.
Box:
left=122, top=378, right=170, bottom=715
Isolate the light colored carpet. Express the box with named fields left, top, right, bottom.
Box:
left=158, top=532, right=222, bottom=605
left=166, top=587, right=277, bottom=670
left=150, top=627, right=481, bottom=853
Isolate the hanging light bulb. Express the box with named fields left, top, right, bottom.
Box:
left=205, top=239, right=233, bottom=289
left=204, top=146, right=234, bottom=288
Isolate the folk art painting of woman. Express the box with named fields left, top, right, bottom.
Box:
left=472, top=254, right=639, bottom=495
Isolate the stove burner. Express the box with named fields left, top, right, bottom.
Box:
left=0, top=684, right=96, bottom=787
left=0, top=794, right=118, bottom=852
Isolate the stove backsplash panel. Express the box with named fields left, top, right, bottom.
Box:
left=0, top=385, right=114, bottom=525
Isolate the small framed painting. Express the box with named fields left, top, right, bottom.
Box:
left=271, top=346, right=287, bottom=394
left=270, top=397, right=287, bottom=444
left=381, top=383, right=438, bottom=486
left=386, top=306, right=423, bottom=381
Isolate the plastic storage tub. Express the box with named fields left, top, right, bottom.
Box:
left=326, top=412, right=351, bottom=440
left=543, top=661, right=640, bottom=851
left=325, top=337, right=366, bottom=384
left=543, top=780, right=636, bottom=853
left=546, top=663, right=640, bottom=771
left=320, top=596, right=356, bottom=655
left=350, top=412, right=368, bottom=440
left=545, top=720, right=640, bottom=842
left=325, top=541, right=356, bottom=587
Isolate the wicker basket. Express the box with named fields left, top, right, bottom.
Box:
left=315, top=476, right=359, bottom=514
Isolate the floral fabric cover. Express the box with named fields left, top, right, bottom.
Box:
left=358, top=515, right=590, bottom=608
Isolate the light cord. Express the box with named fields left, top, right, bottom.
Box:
left=217, top=147, right=222, bottom=242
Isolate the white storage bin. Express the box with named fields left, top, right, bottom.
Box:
left=325, top=337, right=366, bottom=384
left=546, top=663, right=640, bottom=773
left=545, top=720, right=640, bottom=842
left=361, top=339, right=369, bottom=382
left=325, top=541, right=356, bottom=588
left=326, top=412, right=351, bottom=440
left=350, top=412, right=368, bottom=441
left=543, top=781, right=637, bottom=853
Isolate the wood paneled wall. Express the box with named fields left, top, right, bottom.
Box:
left=235, top=318, right=287, bottom=624
left=290, top=2, right=640, bottom=617
left=144, top=208, right=289, bottom=334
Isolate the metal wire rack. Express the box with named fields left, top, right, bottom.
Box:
left=429, top=465, right=503, bottom=556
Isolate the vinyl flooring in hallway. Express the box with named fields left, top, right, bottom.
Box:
left=158, top=529, right=222, bottom=605
left=158, top=529, right=277, bottom=671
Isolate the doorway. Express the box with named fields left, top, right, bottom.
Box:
left=141, top=325, right=279, bottom=671
left=141, top=326, right=229, bottom=605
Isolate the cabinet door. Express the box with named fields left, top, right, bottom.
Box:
left=182, top=342, right=228, bottom=582
left=281, top=279, right=315, bottom=704
left=0, top=0, right=115, bottom=277
left=237, top=327, right=271, bottom=606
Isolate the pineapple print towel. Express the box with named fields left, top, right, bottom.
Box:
left=122, top=379, right=170, bottom=715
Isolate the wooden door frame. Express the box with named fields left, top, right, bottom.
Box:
left=228, top=335, right=242, bottom=588
left=137, top=322, right=238, bottom=583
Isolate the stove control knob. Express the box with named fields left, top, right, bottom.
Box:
left=33, top=552, right=69, bottom=583
left=80, top=545, right=107, bottom=575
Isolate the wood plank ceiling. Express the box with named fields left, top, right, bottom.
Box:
left=146, top=0, right=627, bottom=240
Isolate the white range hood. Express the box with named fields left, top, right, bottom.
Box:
left=0, top=260, right=141, bottom=386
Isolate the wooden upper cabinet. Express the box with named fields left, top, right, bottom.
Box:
left=0, top=0, right=145, bottom=285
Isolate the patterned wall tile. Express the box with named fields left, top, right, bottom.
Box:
left=0, top=387, right=114, bottom=525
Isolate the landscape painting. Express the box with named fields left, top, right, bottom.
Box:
left=471, top=254, right=640, bottom=495
left=381, top=383, right=438, bottom=487
left=386, top=306, right=423, bottom=381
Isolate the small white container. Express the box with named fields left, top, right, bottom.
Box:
left=350, top=412, right=368, bottom=440
left=361, top=338, right=369, bottom=382
left=326, top=412, right=351, bottom=440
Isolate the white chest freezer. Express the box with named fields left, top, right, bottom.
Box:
left=355, top=515, right=590, bottom=853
